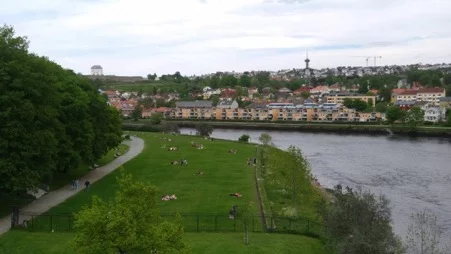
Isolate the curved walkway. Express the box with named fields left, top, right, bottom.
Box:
left=0, top=136, right=145, bottom=235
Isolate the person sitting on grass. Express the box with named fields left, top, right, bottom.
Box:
left=229, top=149, right=237, bottom=154
left=171, top=160, right=178, bottom=165
left=229, top=193, right=242, bottom=198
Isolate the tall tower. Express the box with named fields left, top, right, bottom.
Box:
left=304, top=50, right=311, bottom=84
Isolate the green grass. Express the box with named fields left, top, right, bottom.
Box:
left=44, top=133, right=259, bottom=218
left=262, top=146, right=324, bottom=221
left=0, top=231, right=327, bottom=254
left=0, top=144, right=129, bottom=218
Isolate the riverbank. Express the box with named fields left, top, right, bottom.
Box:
left=125, top=120, right=451, bottom=138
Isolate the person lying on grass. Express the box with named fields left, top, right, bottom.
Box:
left=194, top=171, right=204, bottom=176
left=161, top=194, right=177, bottom=201
left=229, top=193, right=242, bottom=198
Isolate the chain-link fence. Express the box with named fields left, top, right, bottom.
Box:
left=14, top=212, right=325, bottom=238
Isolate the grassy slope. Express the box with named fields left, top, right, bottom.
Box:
left=0, top=231, right=327, bottom=254
left=44, top=133, right=259, bottom=217
left=0, top=144, right=129, bottom=218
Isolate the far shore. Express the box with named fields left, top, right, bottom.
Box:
left=123, top=120, right=451, bottom=138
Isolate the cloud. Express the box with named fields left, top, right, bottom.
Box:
left=2, top=0, right=451, bottom=76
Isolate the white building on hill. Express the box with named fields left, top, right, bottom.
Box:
left=91, top=65, right=103, bottom=76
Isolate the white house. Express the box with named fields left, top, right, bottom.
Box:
left=91, top=65, right=103, bottom=76
left=424, top=107, right=444, bottom=123
left=203, top=88, right=221, bottom=99
left=216, top=99, right=239, bottom=109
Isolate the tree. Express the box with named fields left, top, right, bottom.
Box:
left=238, top=134, right=250, bottom=142
left=149, top=112, right=163, bottom=125
left=300, top=91, right=310, bottom=99
left=131, top=105, right=142, bottom=121
left=323, top=185, right=403, bottom=254
left=195, top=123, right=213, bottom=137
left=375, top=102, right=389, bottom=113
left=258, top=133, right=272, bottom=146
left=446, top=109, right=451, bottom=127
left=0, top=25, right=122, bottom=192
left=343, top=98, right=368, bottom=112
left=162, top=122, right=180, bottom=134
left=405, top=106, right=424, bottom=129
left=405, top=210, right=450, bottom=254
left=386, top=106, right=403, bottom=124
left=73, top=171, right=187, bottom=254
left=210, top=95, right=220, bottom=106
left=239, top=74, right=252, bottom=87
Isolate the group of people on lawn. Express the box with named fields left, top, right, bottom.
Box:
left=162, top=138, right=245, bottom=219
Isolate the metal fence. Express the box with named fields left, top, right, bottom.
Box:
left=14, top=212, right=325, bottom=238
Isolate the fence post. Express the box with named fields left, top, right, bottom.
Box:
left=215, top=216, right=217, bottom=231
left=50, top=215, right=53, bottom=232
left=196, top=215, right=199, bottom=232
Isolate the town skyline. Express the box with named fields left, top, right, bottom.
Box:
left=3, top=0, right=451, bottom=76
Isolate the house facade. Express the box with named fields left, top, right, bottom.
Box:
left=216, top=99, right=239, bottom=109
left=91, top=65, right=103, bottom=76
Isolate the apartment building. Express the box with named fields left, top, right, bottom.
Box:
left=325, top=94, right=376, bottom=107
left=168, top=103, right=381, bottom=122
left=396, top=87, right=445, bottom=105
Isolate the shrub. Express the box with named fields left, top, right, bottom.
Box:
left=238, top=134, right=250, bottom=142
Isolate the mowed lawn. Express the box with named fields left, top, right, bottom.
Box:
left=0, top=231, right=327, bottom=254
left=44, top=133, right=259, bottom=217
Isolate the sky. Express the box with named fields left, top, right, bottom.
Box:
left=2, top=0, right=451, bottom=76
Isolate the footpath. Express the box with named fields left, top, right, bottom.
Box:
left=0, top=136, right=145, bottom=235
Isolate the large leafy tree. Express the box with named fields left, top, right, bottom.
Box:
left=73, top=171, right=187, bottom=254
left=323, top=185, right=403, bottom=254
left=0, top=25, right=122, bottom=192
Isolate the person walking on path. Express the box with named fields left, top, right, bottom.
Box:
left=71, top=180, right=75, bottom=190
left=75, top=179, right=80, bottom=190
left=84, top=180, right=90, bottom=190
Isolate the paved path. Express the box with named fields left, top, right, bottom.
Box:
left=0, top=136, right=145, bottom=235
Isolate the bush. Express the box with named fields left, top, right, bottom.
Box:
left=238, top=134, right=250, bottom=142
left=162, top=122, right=180, bottom=134
left=122, top=123, right=162, bottom=132
left=195, top=123, right=213, bottom=137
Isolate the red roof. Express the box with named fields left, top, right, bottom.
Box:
left=293, top=87, right=310, bottom=94
left=391, top=88, right=406, bottom=94
left=418, top=87, right=445, bottom=93
left=398, top=90, right=418, bottom=96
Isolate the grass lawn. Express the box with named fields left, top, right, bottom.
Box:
left=0, top=231, right=327, bottom=254
left=0, top=144, right=129, bottom=218
left=44, top=133, right=259, bottom=218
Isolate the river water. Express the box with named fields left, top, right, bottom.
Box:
left=181, top=128, right=451, bottom=239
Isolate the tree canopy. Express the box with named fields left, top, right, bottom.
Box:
left=73, top=171, right=187, bottom=254
left=0, top=25, right=123, bottom=192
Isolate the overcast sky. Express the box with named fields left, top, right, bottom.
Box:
left=3, top=0, right=451, bottom=76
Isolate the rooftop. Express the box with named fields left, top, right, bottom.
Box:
left=91, top=65, right=103, bottom=69
left=175, top=100, right=213, bottom=108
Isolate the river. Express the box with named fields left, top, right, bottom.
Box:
left=181, top=127, right=451, bottom=239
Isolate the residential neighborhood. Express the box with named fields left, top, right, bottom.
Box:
left=100, top=81, right=449, bottom=124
